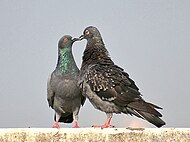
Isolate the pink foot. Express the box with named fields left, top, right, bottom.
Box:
left=92, top=124, right=114, bottom=129
left=52, top=122, right=60, bottom=128
left=73, top=122, right=80, bottom=128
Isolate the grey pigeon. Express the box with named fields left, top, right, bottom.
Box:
left=79, top=26, right=165, bottom=128
left=47, top=35, right=85, bottom=128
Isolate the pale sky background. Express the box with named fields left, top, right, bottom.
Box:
left=0, top=0, right=190, bottom=128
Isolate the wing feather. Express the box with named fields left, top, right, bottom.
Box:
left=47, top=74, right=54, bottom=108
left=84, top=64, right=142, bottom=107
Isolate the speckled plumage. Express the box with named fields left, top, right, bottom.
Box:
left=79, top=26, right=165, bottom=128
left=47, top=35, right=85, bottom=128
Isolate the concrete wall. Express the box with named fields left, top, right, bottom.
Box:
left=0, top=128, right=189, bottom=142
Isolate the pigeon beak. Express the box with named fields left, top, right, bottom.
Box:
left=79, top=35, right=84, bottom=40
left=72, top=38, right=80, bottom=43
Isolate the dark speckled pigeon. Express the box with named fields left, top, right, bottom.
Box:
left=47, top=35, right=85, bottom=128
left=78, top=26, right=165, bottom=128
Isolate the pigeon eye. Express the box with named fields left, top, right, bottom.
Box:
left=63, top=38, right=68, bottom=43
left=85, top=30, right=90, bottom=35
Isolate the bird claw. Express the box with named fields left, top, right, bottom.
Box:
left=92, top=124, right=115, bottom=129
left=73, top=123, right=80, bottom=128
left=108, top=124, right=115, bottom=128
left=52, top=123, right=60, bottom=128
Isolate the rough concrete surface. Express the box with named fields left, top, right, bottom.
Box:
left=0, top=128, right=189, bottom=142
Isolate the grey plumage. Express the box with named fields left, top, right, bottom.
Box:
left=47, top=35, right=85, bottom=128
left=79, top=26, right=165, bottom=128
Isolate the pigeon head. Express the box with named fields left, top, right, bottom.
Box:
left=80, top=26, right=102, bottom=41
left=58, top=35, right=80, bottom=49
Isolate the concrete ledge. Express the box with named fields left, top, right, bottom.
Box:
left=0, top=128, right=189, bottom=142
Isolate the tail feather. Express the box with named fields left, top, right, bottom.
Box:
left=137, top=111, right=166, bottom=128
left=54, top=112, right=73, bottom=123
left=124, top=107, right=144, bottom=119
left=128, top=101, right=162, bottom=117
left=125, top=101, right=166, bottom=127
left=146, top=102, right=163, bottom=109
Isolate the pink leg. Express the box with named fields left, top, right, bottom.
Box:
left=73, top=114, right=80, bottom=128
left=92, top=113, right=114, bottom=129
left=52, top=121, right=60, bottom=128
left=52, top=112, right=61, bottom=128
left=73, top=121, right=80, bottom=128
